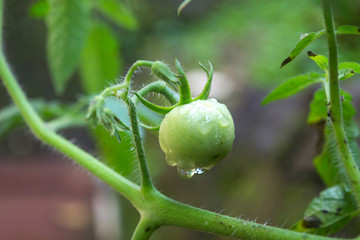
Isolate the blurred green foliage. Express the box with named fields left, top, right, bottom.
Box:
left=140, top=0, right=324, bottom=88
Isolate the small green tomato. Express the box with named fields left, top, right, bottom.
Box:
left=159, top=99, right=235, bottom=179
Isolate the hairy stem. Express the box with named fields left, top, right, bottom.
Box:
left=126, top=96, right=154, bottom=190
left=121, top=61, right=157, bottom=190
left=135, top=190, right=351, bottom=240
left=323, top=0, right=360, bottom=207
left=124, top=60, right=153, bottom=95
left=101, top=82, right=128, bottom=97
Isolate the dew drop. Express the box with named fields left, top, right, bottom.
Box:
left=177, top=168, right=195, bottom=179
left=130, top=147, right=135, bottom=151
left=194, top=168, right=205, bottom=174
left=177, top=167, right=205, bottom=179
left=199, top=122, right=212, bottom=135
left=214, top=131, right=221, bottom=144
left=218, top=117, right=230, bottom=128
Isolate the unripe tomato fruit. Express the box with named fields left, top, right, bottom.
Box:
left=159, top=99, right=235, bottom=178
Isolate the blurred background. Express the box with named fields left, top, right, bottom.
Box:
left=0, top=0, right=360, bottom=239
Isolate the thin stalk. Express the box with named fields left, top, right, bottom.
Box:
left=0, top=0, right=139, bottom=203
left=121, top=60, right=156, bottom=190
left=126, top=96, right=154, bottom=190
left=323, top=0, right=360, bottom=206
left=100, top=60, right=153, bottom=98
left=101, top=82, right=128, bottom=97
left=124, top=60, right=153, bottom=95
left=131, top=217, right=159, bottom=240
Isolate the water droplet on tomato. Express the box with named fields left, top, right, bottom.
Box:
left=177, top=167, right=205, bottom=179
left=218, top=117, right=230, bottom=127
left=199, top=122, right=212, bottom=135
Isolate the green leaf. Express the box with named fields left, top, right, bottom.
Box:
left=46, top=0, right=90, bottom=94
left=193, top=62, right=214, bottom=101
left=96, top=97, right=143, bottom=181
left=281, top=25, right=360, bottom=68
left=313, top=121, right=360, bottom=189
left=97, top=0, right=138, bottom=31
left=292, top=185, right=358, bottom=235
left=136, top=103, right=164, bottom=129
left=178, top=0, right=192, bottom=16
left=313, top=124, right=349, bottom=188
left=308, top=89, right=359, bottom=188
left=80, top=22, right=121, bottom=94
left=262, top=72, right=323, bottom=105
left=339, top=62, right=360, bottom=74
left=93, top=127, right=138, bottom=181
left=29, top=0, right=49, bottom=19
left=336, top=25, right=360, bottom=35
left=0, top=99, right=84, bottom=138
left=308, top=89, right=356, bottom=125
left=134, top=92, right=175, bottom=115
left=339, top=68, right=355, bottom=81
left=307, top=51, right=328, bottom=72
left=280, top=30, right=325, bottom=68
left=307, top=89, right=327, bottom=125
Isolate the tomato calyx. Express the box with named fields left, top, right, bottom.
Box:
left=134, top=59, right=214, bottom=116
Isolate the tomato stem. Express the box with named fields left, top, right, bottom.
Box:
left=322, top=0, right=360, bottom=208
left=126, top=95, right=155, bottom=190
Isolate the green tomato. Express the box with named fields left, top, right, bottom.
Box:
left=159, top=99, right=235, bottom=178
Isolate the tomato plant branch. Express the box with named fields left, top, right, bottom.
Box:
left=323, top=0, right=360, bottom=207
left=0, top=51, right=141, bottom=200
left=132, top=190, right=350, bottom=240
left=0, top=0, right=140, bottom=203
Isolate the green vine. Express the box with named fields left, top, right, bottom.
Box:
left=0, top=0, right=359, bottom=239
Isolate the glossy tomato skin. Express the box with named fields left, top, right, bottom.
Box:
left=159, top=99, right=235, bottom=170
